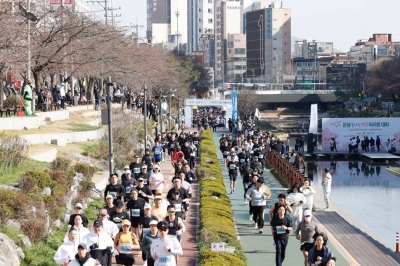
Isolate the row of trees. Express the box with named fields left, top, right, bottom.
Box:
left=0, top=2, right=211, bottom=107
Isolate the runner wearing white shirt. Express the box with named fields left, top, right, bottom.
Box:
left=94, top=209, right=119, bottom=239
left=54, top=228, right=79, bottom=265
left=64, top=215, right=90, bottom=243
left=245, top=179, right=270, bottom=234
left=150, top=221, right=183, bottom=266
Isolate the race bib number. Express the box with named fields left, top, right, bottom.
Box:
left=259, top=155, right=264, bottom=159
left=254, top=196, right=262, bottom=202
left=125, top=187, right=131, bottom=194
left=193, top=141, right=198, bottom=145
left=224, top=151, right=229, bottom=155
left=110, top=192, right=117, bottom=198
left=143, top=179, right=148, bottom=185
left=229, top=164, right=236, bottom=170
left=276, top=226, right=285, bottom=234
left=158, top=255, right=173, bottom=265
left=174, top=203, right=182, bottom=212
left=142, top=228, right=150, bottom=236
left=119, top=244, right=133, bottom=253
left=155, top=149, right=160, bottom=155
left=131, top=209, right=140, bottom=217
left=133, top=168, right=140, bottom=174
left=239, top=159, right=245, bottom=163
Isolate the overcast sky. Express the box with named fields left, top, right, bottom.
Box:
left=100, top=0, right=400, bottom=52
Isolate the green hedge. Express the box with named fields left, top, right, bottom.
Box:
left=197, top=129, right=246, bottom=266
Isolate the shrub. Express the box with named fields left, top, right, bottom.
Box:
left=0, top=133, right=28, bottom=171
left=197, top=129, right=246, bottom=265
left=19, top=170, right=56, bottom=194
left=74, top=163, right=96, bottom=179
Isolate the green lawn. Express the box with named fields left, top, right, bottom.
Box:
left=68, top=123, right=101, bottom=132
left=0, top=158, right=50, bottom=185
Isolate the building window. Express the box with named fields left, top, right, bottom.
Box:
left=199, top=8, right=202, bottom=13
left=199, top=18, right=202, bottom=22
left=234, top=48, right=245, bottom=54
left=208, top=19, right=212, bottom=23
left=199, top=28, right=202, bottom=33
left=208, top=8, right=212, bottom=14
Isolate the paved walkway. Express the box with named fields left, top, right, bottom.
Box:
left=212, top=130, right=347, bottom=265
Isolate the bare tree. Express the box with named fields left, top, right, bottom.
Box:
left=367, top=57, right=400, bottom=99
left=237, top=91, right=261, bottom=119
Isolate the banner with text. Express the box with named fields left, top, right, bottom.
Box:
left=309, top=104, right=318, bottom=134
left=322, top=118, right=400, bottom=151
left=231, top=93, right=238, bottom=121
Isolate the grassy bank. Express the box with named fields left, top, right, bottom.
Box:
left=0, top=158, right=50, bottom=185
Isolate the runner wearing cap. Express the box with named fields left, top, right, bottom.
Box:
left=321, top=168, right=332, bottom=211
left=149, top=165, right=164, bottom=196
left=139, top=204, right=158, bottom=239
left=295, top=210, right=320, bottom=266
left=54, top=228, right=79, bottom=265
left=109, top=200, right=130, bottom=229
left=141, top=220, right=160, bottom=266
left=82, top=219, right=114, bottom=266
left=121, top=170, right=137, bottom=203
left=67, top=243, right=99, bottom=266
left=126, top=189, right=146, bottom=239
left=69, top=202, right=89, bottom=228
left=104, top=174, right=125, bottom=202
left=64, top=214, right=90, bottom=243
left=114, top=219, right=140, bottom=266
left=166, top=179, right=190, bottom=222
left=136, top=176, right=153, bottom=203
left=137, top=165, right=151, bottom=186
left=151, top=195, right=167, bottom=221
left=96, top=209, right=119, bottom=239
left=245, top=178, right=270, bottom=233
left=167, top=190, right=184, bottom=220
left=150, top=221, right=183, bottom=266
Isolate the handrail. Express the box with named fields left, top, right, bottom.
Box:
left=267, top=150, right=306, bottom=187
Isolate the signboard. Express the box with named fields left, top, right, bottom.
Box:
left=309, top=104, right=318, bottom=134
left=151, top=0, right=168, bottom=24
left=184, top=99, right=232, bottom=129
left=184, top=99, right=231, bottom=106
left=321, top=118, right=400, bottom=151
left=231, top=92, right=238, bottom=121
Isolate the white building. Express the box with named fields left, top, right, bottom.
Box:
left=146, top=0, right=187, bottom=51
left=187, top=0, right=214, bottom=53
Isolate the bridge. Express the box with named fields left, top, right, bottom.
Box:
left=221, top=89, right=339, bottom=109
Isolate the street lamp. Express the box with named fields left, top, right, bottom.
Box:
left=19, top=2, right=38, bottom=113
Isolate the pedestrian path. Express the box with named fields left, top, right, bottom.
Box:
left=212, top=130, right=347, bottom=265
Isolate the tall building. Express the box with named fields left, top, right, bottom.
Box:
left=214, top=0, right=243, bottom=85
left=198, top=30, right=215, bottom=69
left=147, top=0, right=187, bottom=51
left=349, top=34, right=396, bottom=71
left=226, top=33, right=246, bottom=83
left=187, top=0, right=214, bottom=53
left=246, top=2, right=291, bottom=83
left=294, top=40, right=334, bottom=58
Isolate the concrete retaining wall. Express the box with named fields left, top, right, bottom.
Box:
left=0, top=116, right=46, bottom=130
left=35, top=110, right=69, bottom=122
left=22, top=128, right=105, bottom=145
left=30, top=148, right=58, bottom=163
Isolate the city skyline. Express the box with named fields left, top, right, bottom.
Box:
left=109, top=0, right=400, bottom=52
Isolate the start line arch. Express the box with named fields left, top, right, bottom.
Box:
left=184, top=99, right=233, bottom=129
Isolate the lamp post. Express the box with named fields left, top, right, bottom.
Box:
left=159, top=87, right=163, bottom=134
left=143, top=82, right=148, bottom=153
left=168, top=89, right=172, bottom=132
left=106, top=77, right=114, bottom=179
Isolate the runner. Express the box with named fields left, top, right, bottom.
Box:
left=226, top=156, right=239, bottom=194
left=295, top=210, right=320, bottom=266
left=270, top=204, right=293, bottom=266
left=245, top=178, right=270, bottom=233
left=150, top=221, right=183, bottom=266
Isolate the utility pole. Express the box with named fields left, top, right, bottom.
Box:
left=168, top=89, right=172, bottom=132
left=106, top=77, right=114, bottom=178
left=177, top=94, right=180, bottom=130
left=175, top=9, right=180, bottom=52
left=159, top=88, right=163, bottom=134
left=86, top=0, right=108, bottom=25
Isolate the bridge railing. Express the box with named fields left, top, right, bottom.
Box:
left=267, top=150, right=306, bottom=187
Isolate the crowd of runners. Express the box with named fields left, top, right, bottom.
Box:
left=220, top=118, right=339, bottom=266
left=53, top=130, right=200, bottom=266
